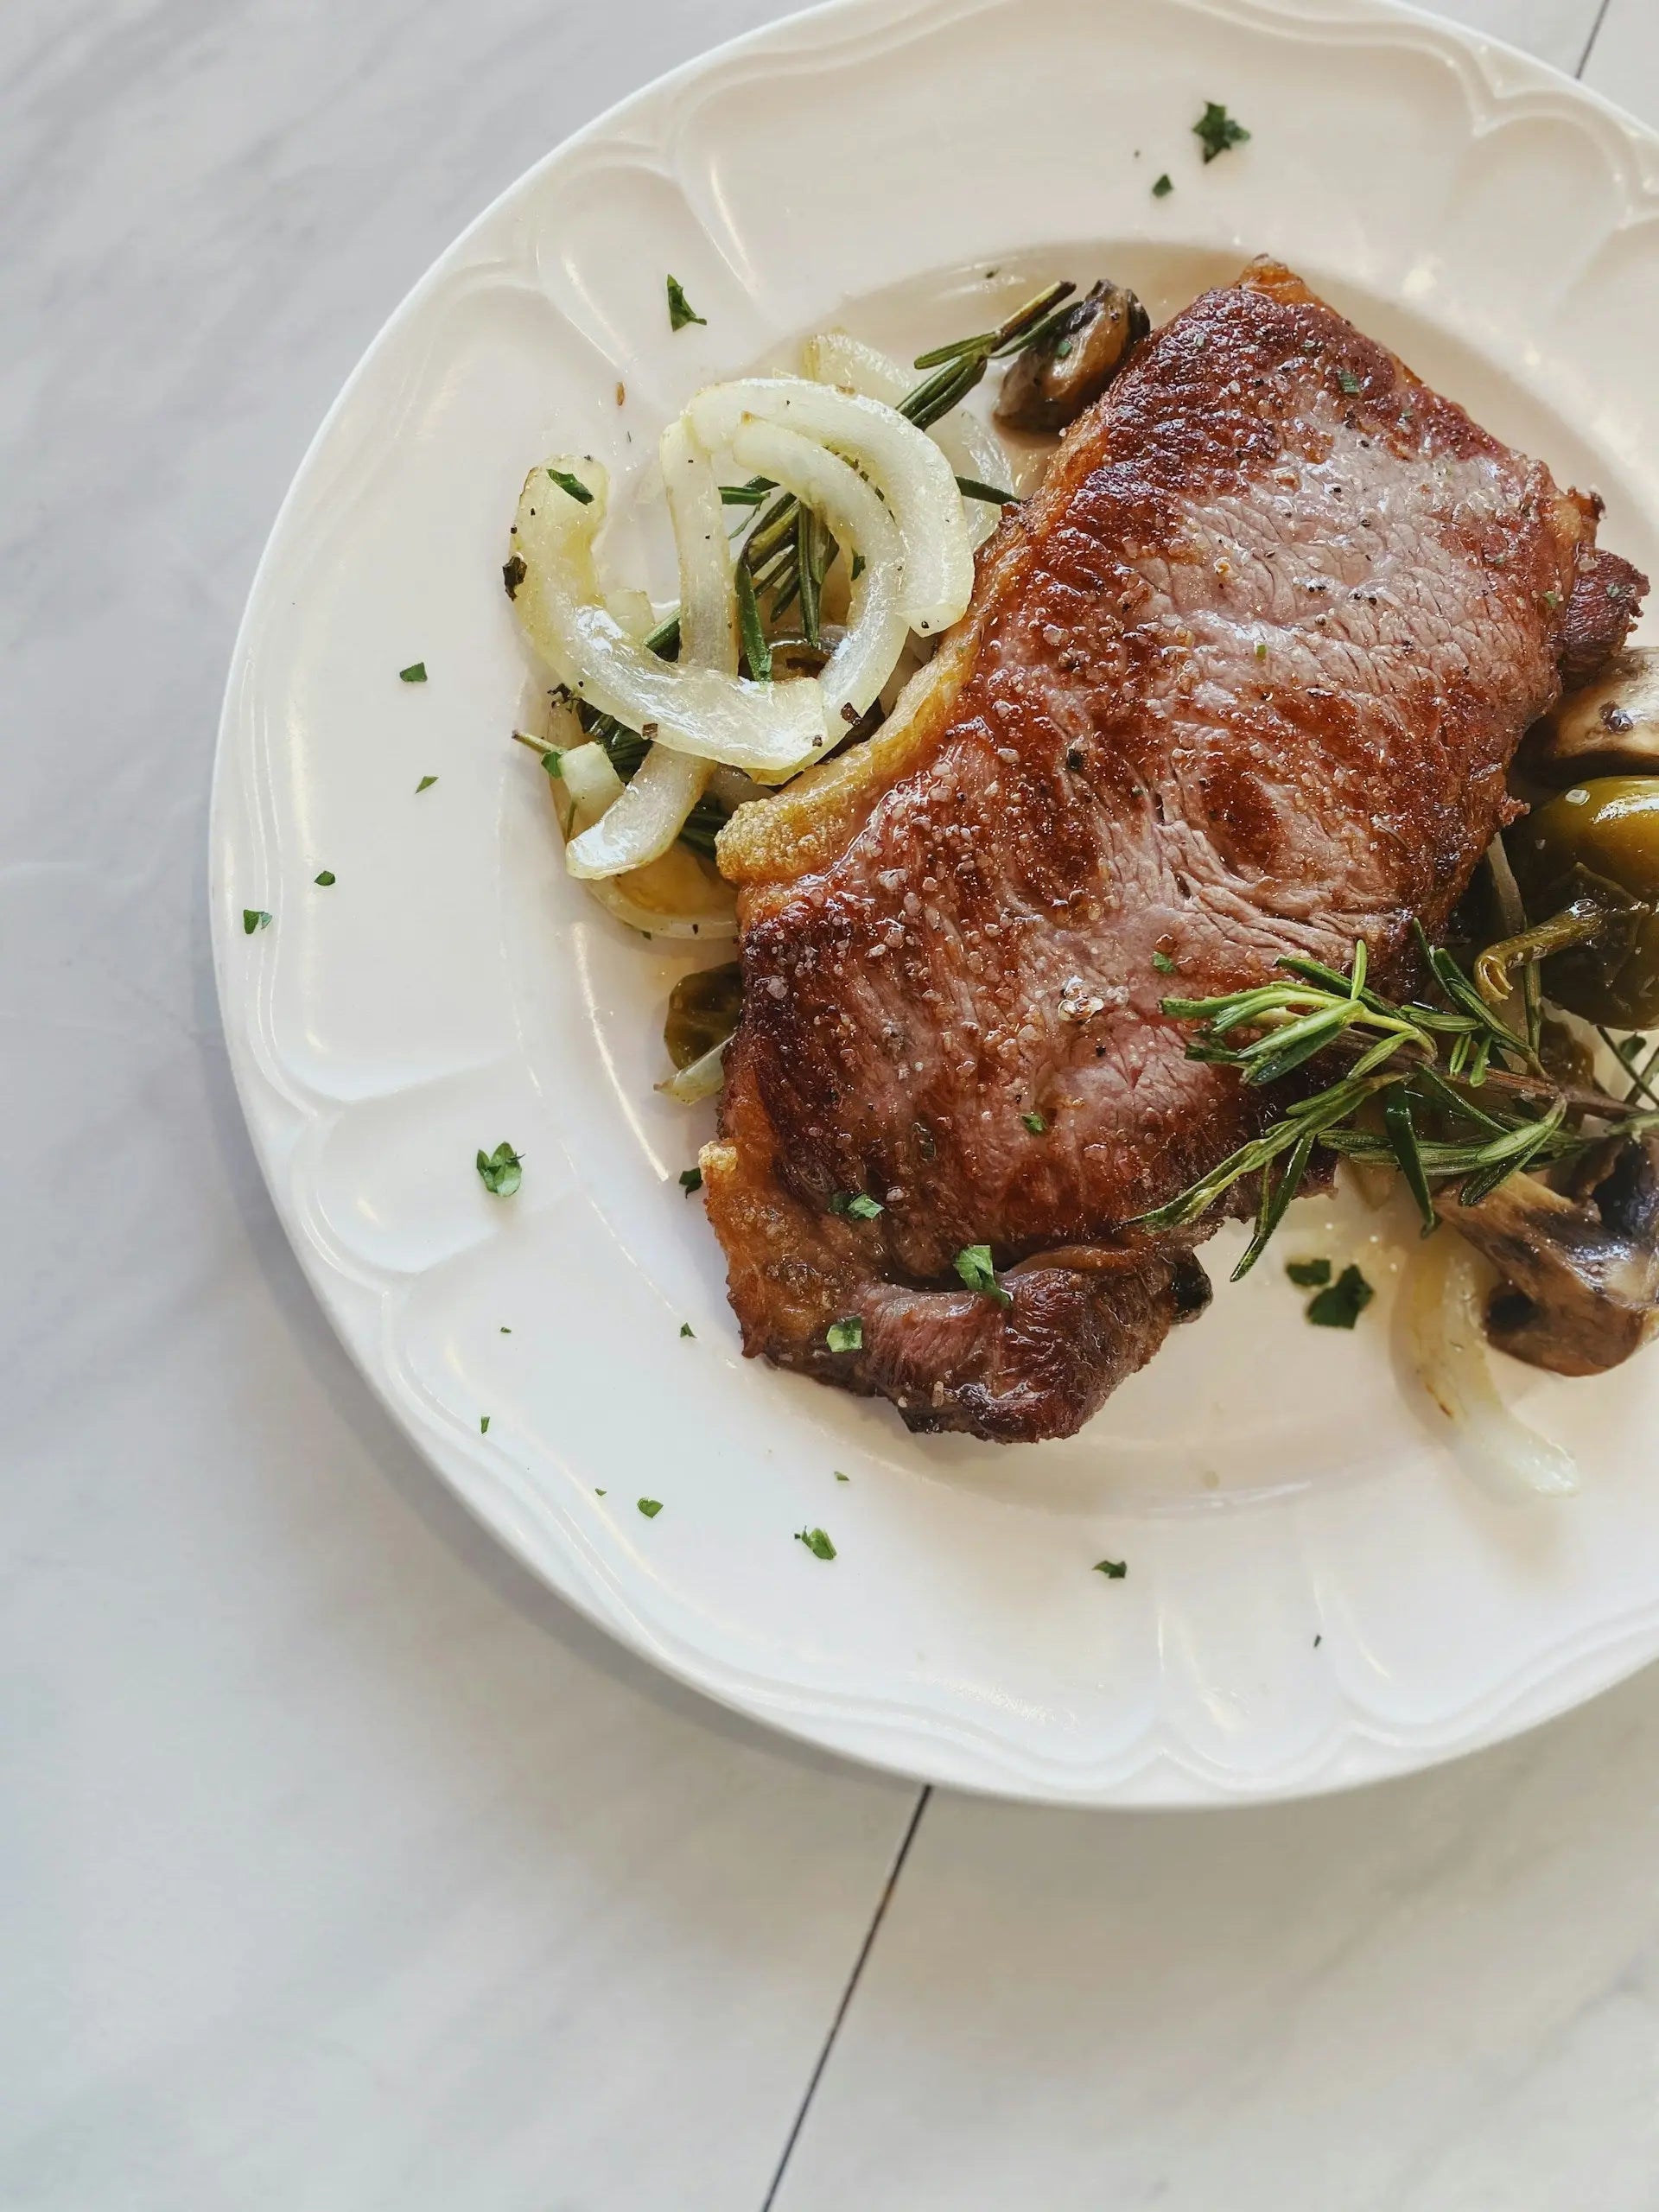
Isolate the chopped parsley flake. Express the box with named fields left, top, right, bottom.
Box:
left=1152, top=173, right=1174, bottom=199
left=954, top=1243, right=1012, bottom=1306
left=1338, top=370, right=1363, bottom=397
left=480, top=1414, right=491, bottom=1433
left=314, top=870, right=336, bottom=887
left=835, top=1471, right=849, bottom=1483
left=476, top=1141, right=523, bottom=1198
left=1151, top=950, right=1177, bottom=973
left=1306, top=1263, right=1374, bottom=1329
left=502, top=554, right=526, bottom=600
left=416, top=774, right=438, bottom=793
left=1094, top=1559, right=1128, bottom=1580
left=545, top=465, right=594, bottom=505
left=829, top=1191, right=884, bottom=1220
left=500, top=1326, right=512, bottom=1333
left=1286, top=1257, right=1332, bottom=1287
left=826, top=1317, right=863, bottom=1354
left=1255, top=639, right=1269, bottom=661
left=242, top=908, right=272, bottom=935
left=637, top=1497, right=663, bottom=1518
left=1542, top=587, right=1562, bottom=611
left=680, top=1322, right=694, bottom=1338
left=1022, top=1110, right=1047, bottom=1135
left=1194, top=100, right=1250, bottom=162
left=679, top=1166, right=703, bottom=1194
left=665, top=275, right=706, bottom=331
left=796, top=1526, right=836, bottom=1561
left=398, top=662, right=427, bottom=683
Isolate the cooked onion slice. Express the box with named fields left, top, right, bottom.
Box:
left=722, top=416, right=907, bottom=728
left=657, top=1037, right=728, bottom=1103
left=553, top=741, right=735, bottom=940
left=510, top=457, right=825, bottom=779
left=802, top=331, right=1012, bottom=548
left=1405, top=1234, right=1579, bottom=1499
left=686, top=379, right=975, bottom=635
left=567, top=421, right=734, bottom=880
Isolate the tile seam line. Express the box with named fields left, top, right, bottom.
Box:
left=1577, top=0, right=1614, bottom=78
left=759, top=1784, right=933, bottom=2210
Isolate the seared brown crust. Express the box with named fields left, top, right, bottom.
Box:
left=704, top=258, right=1645, bottom=1441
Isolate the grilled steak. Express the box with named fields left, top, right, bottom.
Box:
left=702, top=258, right=1647, bottom=1442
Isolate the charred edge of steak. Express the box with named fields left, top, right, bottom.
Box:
left=856, top=1244, right=1214, bottom=1442
left=1560, top=546, right=1649, bottom=690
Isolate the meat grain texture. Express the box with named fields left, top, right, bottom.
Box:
left=703, top=259, right=1646, bottom=1442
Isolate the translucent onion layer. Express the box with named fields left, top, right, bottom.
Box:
left=801, top=329, right=1012, bottom=549
left=510, top=456, right=826, bottom=779
left=686, top=378, right=975, bottom=636
left=1406, top=1233, right=1580, bottom=1499
left=723, top=415, right=908, bottom=729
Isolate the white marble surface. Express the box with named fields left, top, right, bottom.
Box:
left=3, top=0, right=1657, bottom=2205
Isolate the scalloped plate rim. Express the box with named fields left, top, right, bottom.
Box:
left=211, top=0, right=1659, bottom=1807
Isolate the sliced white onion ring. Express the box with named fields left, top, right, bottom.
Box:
left=510, top=457, right=826, bottom=780
left=802, top=330, right=1012, bottom=548
left=656, top=1037, right=728, bottom=1103
left=1405, top=1233, right=1579, bottom=1499
left=551, top=741, right=735, bottom=941
left=723, top=416, right=907, bottom=728
left=567, top=421, right=734, bottom=880
left=686, top=379, right=974, bottom=636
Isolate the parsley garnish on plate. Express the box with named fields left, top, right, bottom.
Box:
left=502, top=554, right=526, bottom=601
left=637, top=1497, right=664, bottom=1518
left=954, top=1244, right=1012, bottom=1306
left=826, top=1317, right=863, bottom=1353
left=314, top=870, right=335, bottom=887
left=1152, top=173, right=1173, bottom=199
left=398, top=661, right=427, bottom=683
left=480, top=1414, right=491, bottom=1433
left=545, top=466, right=594, bottom=505
left=679, top=1322, right=694, bottom=1338
left=665, top=275, right=706, bottom=332
left=1286, top=1257, right=1332, bottom=1288
left=679, top=1166, right=703, bottom=1194
left=1152, top=950, right=1177, bottom=974
left=796, top=1527, right=836, bottom=1561
left=476, top=1141, right=523, bottom=1198
left=416, top=775, right=438, bottom=793
left=243, top=908, right=272, bottom=935
left=1094, top=1559, right=1128, bottom=1580
left=835, top=1471, right=849, bottom=1483
left=1306, top=1263, right=1374, bottom=1329
left=829, top=1191, right=883, bottom=1219
left=1193, top=100, right=1250, bottom=162
left=1022, top=1110, right=1047, bottom=1135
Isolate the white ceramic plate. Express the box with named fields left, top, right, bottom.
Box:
left=213, top=0, right=1659, bottom=1805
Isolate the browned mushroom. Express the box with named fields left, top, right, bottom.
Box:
left=1521, top=647, right=1659, bottom=784
left=1434, top=1132, right=1659, bottom=1375
left=995, top=280, right=1150, bottom=435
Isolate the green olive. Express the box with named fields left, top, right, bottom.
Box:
left=664, top=961, right=742, bottom=1070
left=1507, top=778, right=1659, bottom=1027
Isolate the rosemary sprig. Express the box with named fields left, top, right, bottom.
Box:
left=734, top=280, right=1070, bottom=626
left=1138, top=938, right=1656, bottom=1277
